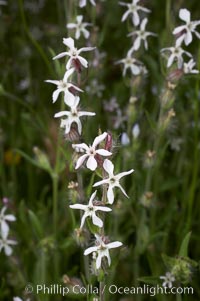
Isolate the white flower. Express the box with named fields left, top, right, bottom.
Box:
left=84, top=234, right=122, bottom=269
left=79, top=0, right=96, bottom=8
left=45, top=68, right=82, bottom=106
left=67, top=15, right=92, bottom=40
left=93, top=159, right=134, bottom=204
left=54, top=96, right=95, bottom=135
left=0, top=206, right=16, bottom=236
left=132, top=123, right=140, bottom=139
left=116, top=49, right=144, bottom=76
left=121, top=132, right=130, bottom=146
left=53, top=37, right=95, bottom=70
left=0, top=228, right=17, bottom=256
left=119, top=0, right=151, bottom=26
left=173, top=8, right=200, bottom=46
left=160, top=272, right=175, bottom=288
left=128, top=18, right=157, bottom=50
left=86, top=79, right=105, bottom=97
left=70, top=190, right=112, bottom=228
left=161, top=46, right=192, bottom=68
left=72, top=132, right=112, bottom=171
left=183, top=59, right=199, bottom=74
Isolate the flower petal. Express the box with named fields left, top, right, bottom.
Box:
left=118, top=183, right=129, bottom=198
left=64, top=68, right=75, bottom=81
left=84, top=246, right=98, bottom=255
left=93, top=132, right=108, bottom=148
left=80, top=213, right=87, bottom=228
left=117, top=169, right=134, bottom=180
left=95, top=206, right=112, bottom=212
left=1, top=220, right=9, bottom=235
left=69, top=204, right=87, bottom=210
left=93, top=179, right=109, bottom=187
left=107, top=186, right=115, bottom=204
left=86, top=156, right=97, bottom=171
left=4, top=245, right=12, bottom=256
left=63, top=37, right=75, bottom=49
left=72, top=143, right=89, bottom=151
left=103, top=159, right=114, bottom=176
left=52, top=89, right=62, bottom=103
left=54, top=111, right=70, bottom=118
left=133, top=36, right=141, bottom=50
left=96, top=149, right=112, bottom=156
left=77, top=56, right=88, bottom=68
left=185, top=30, right=192, bottom=45
left=96, top=253, right=103, bottom=269
left=92, top=214, right=103, bottom=227
left=179, top=8, right=190, bottom=23
left=107, top=241, right=123, bottom=249
left=141, top=18, right=148, bottom=31
left=75, top=154, right=89, bottom=169
left=53, top=52, right=67, bottom=60
left=88, top=190, right=97, bottom=206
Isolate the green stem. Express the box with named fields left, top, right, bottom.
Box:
left=100, top=281, right=105, bottom=301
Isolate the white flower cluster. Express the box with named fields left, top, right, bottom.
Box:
left=161, top=8, right=199, bottom=74
left=117, top=0, right=156, bottom=76
left=47, top=36, right=133, bottom=270
left=71, top=132, right=134, bottom=269
left=0, top=206, right=17, bottom=256
left=46, top=37, right=96, bottom=135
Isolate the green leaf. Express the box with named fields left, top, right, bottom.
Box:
left=138, top=276, right=160, bottom=285
left=15, top=149, right=42, bottom=169
left=28, top=210, right=44, bottom=239
left=162, top=254, right=177, bottom=270
left=179, top=232, right=192, bottom=257
left=144, top=110, right=157, bottom=132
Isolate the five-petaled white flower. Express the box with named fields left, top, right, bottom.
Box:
left=54, top=96, right=95, bottom=135
left=79, top=0, right=96, bottom=8
left=72, top=132, right=112, bottom=171
left=0, top=228, right=17, bottom=256
left=70, top=190, right=112, bottom=228
left=84, top=234, right=122, bottom=269
left=116, top=49, right=144, bottom=76
left=45, top=68, right=82, bottom=106
left=53, top=37, right=95, bottom=70
left=161, top=46, right=192, bottom=68
left=119, top=0, right=151, bottom=26
left=183, top=59, right=199, bottom=74
left=0, top=206, right=16, bottom=236
left=160, top=272, right=175, bottom=288
left=173, top=8, right=200, bottom=46
left=93, top=159, right=134, bottom=204
left=128, top=18, right=157, bottom=50
left=67, top=15, right=92, bottom=40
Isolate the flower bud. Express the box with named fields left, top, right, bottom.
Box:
left=121, top=132, right=130, bottom=146
left=132, top=124, right=140, bottom=139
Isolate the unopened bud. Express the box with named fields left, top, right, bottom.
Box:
left=72, top=58, right=82, bottom=73
left=104, top=132, right=113, bottom=151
